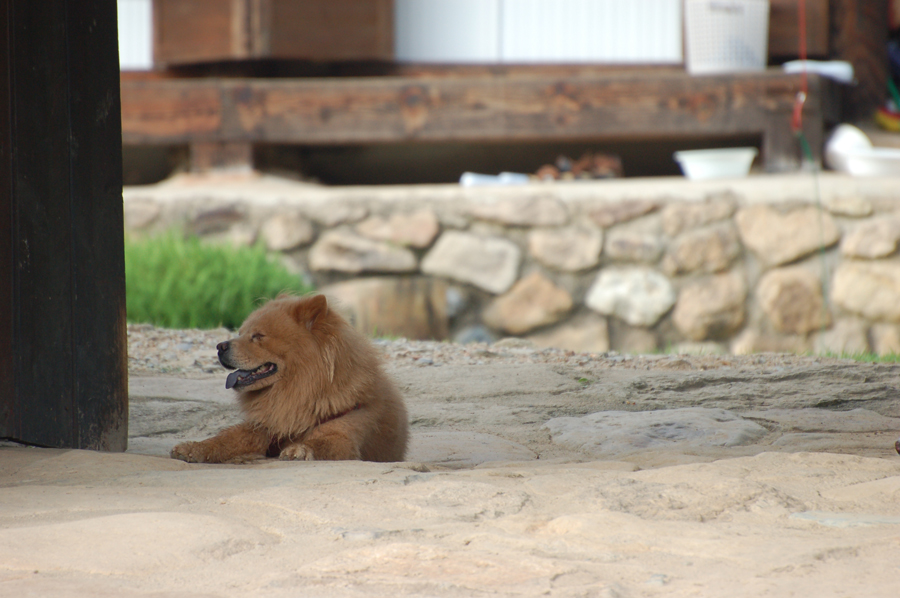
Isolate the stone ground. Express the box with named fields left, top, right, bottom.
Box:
left=3, top=326, right=900, bottom=597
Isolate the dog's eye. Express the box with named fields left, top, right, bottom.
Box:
left=251, top=333, right=265, bottom=341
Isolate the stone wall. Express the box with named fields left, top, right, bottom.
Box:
left=124, top=173, right=900, bottom=355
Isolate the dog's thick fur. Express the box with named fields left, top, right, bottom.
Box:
left=170, top=295, right=408, bottom=463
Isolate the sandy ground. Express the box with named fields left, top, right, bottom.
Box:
left=2, top=327, right=900, bottom=597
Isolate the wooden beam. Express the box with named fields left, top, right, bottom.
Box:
left=0, top=0, right=127, bottom=450
left=121, top=70, right=830, bottom=144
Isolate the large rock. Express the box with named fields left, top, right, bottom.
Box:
left=662, top=222, right=741, bottom=275
left=421, top=231, right=521, bottom=294
left=322, top=277, right=448, bottom=341
left=814, top=319, right=870, bottom=355
left=260, top=212, right=315, bottom=251
left=482, top=272, right=573, bottom=335
left=355, top=209, right=440, bottom=249
left=123, top=200, right=161, bottom=230
left=543, top=408, right=768, bottom=458
left=826, top=196, right=873, bottom=218
left=609, top=321, right=659, bottom=353
left=869, top=323, right=900, bottom=356
left=465, top=195, right=568, bottom=227
left=309, top=229, right=417, bottom=273
left=585, top=268, right=675, bottom=327
left=840, top=217, right=900, bottom=259
left=672, top=272, right=746, bottom=341
left=832, top=261, right=900, bottom=322
left=735, top=205, right=840, bottom=266
left=526, top=312, right=609, bottom=353
left=189, top=206, right=245, bottom=236
left=589, top=199, right=660, bottom=228
left=306, top=203, right=368, bottom=227
left=661, top=193, right=738, bottom=236
left=730, top=329, right=810, bottom=355
left=757, top=267, right=830, bottom=334
left=604, top=230, right=664, bottom=263
left=527, top=225, right=603, bottom=271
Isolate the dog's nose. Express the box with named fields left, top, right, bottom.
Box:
left=217, top=341, right=229, bottom=353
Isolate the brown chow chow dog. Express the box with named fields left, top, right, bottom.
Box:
left=170, top=294, right=408, bottom=463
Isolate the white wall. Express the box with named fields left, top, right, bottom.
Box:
left=118, top=0, right=153, bottom=70
left=396, top=0, right=683, bottom=64
left=117, top=0, right=684, bottom=69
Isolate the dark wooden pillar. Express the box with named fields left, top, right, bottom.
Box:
left=0, top=0, right=128, bottom=450
left=830, top=0, right=890, bottom=121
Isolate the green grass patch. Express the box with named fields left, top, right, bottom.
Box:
left=125, top=232, right=313, bottom=329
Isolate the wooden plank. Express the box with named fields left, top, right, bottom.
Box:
left=120, top=81, right=223, bottom=142
left=769, top=0, right=830, bottom=57
left=0, top=0, right=127, bottom=450
left=120, top=70, right=827, bottom=146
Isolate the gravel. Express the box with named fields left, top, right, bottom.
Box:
left=127, top=323, right=854, bottom=377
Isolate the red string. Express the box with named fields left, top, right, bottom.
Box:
left=791, top=0, right=809, bottom=132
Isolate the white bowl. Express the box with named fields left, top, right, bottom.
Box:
left=674, top=147, right=758, bottom=180
left=825, top=124, right=872, bottom=172
left=842, top=147, right=900, bottom=176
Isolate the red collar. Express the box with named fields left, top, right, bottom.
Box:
left=316, top=402, right=362, bottom=426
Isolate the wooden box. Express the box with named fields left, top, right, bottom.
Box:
left=153, top=0, right=394, bottom=66
left=769, top=0, right=830, bottom=58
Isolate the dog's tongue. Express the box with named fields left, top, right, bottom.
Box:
left=225, top=370, right=251, bottom=390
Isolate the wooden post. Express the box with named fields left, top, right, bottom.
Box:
left=0, top=0, right=128, bottom=450
left=830, top=0, right=890, bottom=121
left=190, top=142, right=255, bottom=173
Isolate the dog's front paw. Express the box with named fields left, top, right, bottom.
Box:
left=171, top=441, right=208, bottom=463
left=279, top=443, right=315, bottom=461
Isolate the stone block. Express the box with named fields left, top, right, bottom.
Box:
left=735, top=204, right=840, bottom=267
left=672, top=272, right=746, bottom=341
left=355, top=209, right=440, bottom=249
left=483, top=272, right=573, bottom=335
left=757, top=267, right=830, bottom=334
left=840, top=217, right=900, bottom=259
left=189, top=206, right=244, bottom=236
left=421, top=231, right=521, bottom=294
left=527, top=225, right=603, bottom=271
left=661, top=193, right=738, bottom=236
left=589, top=199, right=660, bottom=228
left=730, top=329, right=810, bottom=355
left=832, top=261, right=900, bottom=322
left=306, top=203, right=368, bottom=227
left=123, top=200, right=161, bottom=231
left=604, top=230, right=663, bottom=263
left=662, top=222, right=741, bottom=276
left=869, top=323, right=900, bottom=356
left=322, top=276, right=448, bottom=341
left=610, top=322, right=658, bottom=353
left=309, top=229, right=417, bottom=273
left=465, top=195, right=568, bottom=227
left=585, top=267, right=675, bottom=327
left=261, top=212, right=315, bottom=251
left=526, top=312, right=609, bottom=353
left=826, top=196, right=873, bottom=218
left=814, top=319, right=870, bottom=355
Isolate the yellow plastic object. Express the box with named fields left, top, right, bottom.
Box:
left=875, top=107, right=900, bottom=132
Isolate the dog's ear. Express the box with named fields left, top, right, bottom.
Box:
left=294, top=294, right=329, bottom=331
